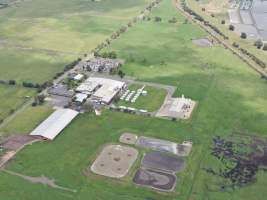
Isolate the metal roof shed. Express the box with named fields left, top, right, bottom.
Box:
left=30, top=109, right=79, bottom=140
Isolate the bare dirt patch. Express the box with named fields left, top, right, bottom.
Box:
left=90, top=144, right=138, bottom=178
left=3, top=170, right=76, bottom=192
left=192, top=38, right=213, bottom=47
left=0, top=135, right=42, bottom=151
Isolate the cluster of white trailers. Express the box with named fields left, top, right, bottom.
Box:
left=120, top=85, right=147, bottom=103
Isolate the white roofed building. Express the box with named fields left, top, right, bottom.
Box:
left=74, top=74, right=84, bottom=81
left=88, top=77, right=126, bottom=104
left=75, top=93, right=88, bottom=103
left=76, top=80, right=99, bottom=95
left=30, top=109, right=79, bottom=140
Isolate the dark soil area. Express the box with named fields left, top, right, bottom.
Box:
left=204, top=134, right=267, bottom=190
left=133, top=168, right=176, bottom=191
left=142, top=151, right=185, bottom=173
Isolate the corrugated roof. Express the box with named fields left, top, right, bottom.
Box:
left=30, top=109, right=79, bottom=140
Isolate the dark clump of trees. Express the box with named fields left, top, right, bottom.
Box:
left=168, top=17, right=177, bottom=23
left=239, top=48, right=266, bottom=68
left=32, top=94, right=45, bottom=107
left=118, top=70, right=125, bottom=78
left=154, top=16, right=162, bottom=22
left=229, top=25, right=235, bottom=31
left=64, top=58, right=82, bottom=72
left=254, top=39, right=263, bottom=49
left=240, top=32, right=247, bottom=39
left=22, top=82, right=41, bottom=89
left=232, top=42, right=239, bottom=48
left=8, top=80, right=16, bottom=85
left=204, top=135, right=267, bottom=190
left=100, top=51, right=117, bottom=59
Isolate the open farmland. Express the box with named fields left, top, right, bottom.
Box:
left=0, top=0, right=267, bottom=200
left=0, top=105, right=53, bottom=136
left=0, top=85, right=35, bottom=122
left=0, top=0, right=150, bottom=83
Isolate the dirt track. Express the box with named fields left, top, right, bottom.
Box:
left=3, top=170, right=77, bottom=192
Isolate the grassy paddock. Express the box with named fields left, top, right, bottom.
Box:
left=0, top=105, right=53, bottom=136
left=0, top=0, right=150, bottom=82
left=0, top=85, right=35, bottom=121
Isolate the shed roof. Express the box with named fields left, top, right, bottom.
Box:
left=30, top=109, right=79, bottom=140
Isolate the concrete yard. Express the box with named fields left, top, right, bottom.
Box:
left=119, top=133, right=138, bottom=145
left=136, top=136, right=178, bottom=155
left=91, top=144, right=138, bottom=178
left=156, top=96, right=196, bottom=120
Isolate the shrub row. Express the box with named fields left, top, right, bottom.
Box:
left=180, top=0, right=228, bottom=40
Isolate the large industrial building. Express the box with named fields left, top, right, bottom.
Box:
left=76, top=77, right=126, bottom=104
left=30, top=109, right=79, bottom=140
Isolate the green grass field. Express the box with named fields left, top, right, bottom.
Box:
left=0, top=0, right=150, bottom=83
left=1, top=0, right=267, bottom=199
left=0, top=85, right=35, bottom=122
left=0, top=105, right=53, bottom=136
left=117, top=84, right=167, bottom=112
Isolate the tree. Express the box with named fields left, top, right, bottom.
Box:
left=8, top=80, right=16, bottom=85
left=154, top=16, right=162, bottom=22
left=118, top=70, right=125, bottom=78
left=240, top=32, right=247, bottom=39
left=229, top=25, right=235, bottom=31
left=232, top=42, right=239, bottom=48
left=33, top=94, right=45, bottom=106
left=168, top=17, right=177, bottom=23
left=254, top=39, right=263, bottom=49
